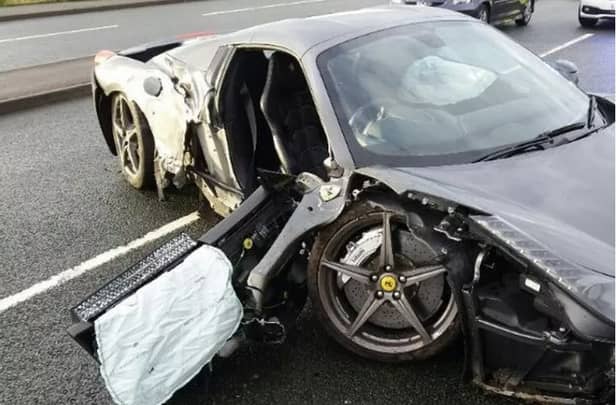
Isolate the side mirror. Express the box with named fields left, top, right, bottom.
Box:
left=550, top=59, right=580, bottom=86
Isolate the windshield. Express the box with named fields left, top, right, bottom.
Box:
left=317, top=21, right=590, bottom=167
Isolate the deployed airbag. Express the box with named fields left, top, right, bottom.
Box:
left=94, top=245, right=242, bottom=405
left=401, top=55, right=497, bottom=106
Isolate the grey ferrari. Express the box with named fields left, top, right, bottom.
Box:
left=69, top=5, right=614, bottom=405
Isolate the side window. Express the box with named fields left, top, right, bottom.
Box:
left=206, top=46, right=234, bottom=86
left=259, top=51, right=329, bottom=178
left=214, top=46, right=330, bottom=185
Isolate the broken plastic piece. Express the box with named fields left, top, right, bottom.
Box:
left=94, top=245, right=242, bottom=405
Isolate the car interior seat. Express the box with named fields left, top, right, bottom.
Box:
left=220, top=51, right=277, bottom=194
left=260, top=52, right=329, bottom=179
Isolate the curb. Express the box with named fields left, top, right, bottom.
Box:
left=0, top=0, right=200, bottom=22
left=0, top=83, right=90, bottom=115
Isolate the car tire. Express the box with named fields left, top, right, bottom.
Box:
left=307, top=202, right=460, bottom=363
left=578, top=9, right=598, bottom=27
left=110, top=93, right=155, bottom=190
left=515, top=0, right=533, bottom=26
left=477, top=4, right=490, bottom=24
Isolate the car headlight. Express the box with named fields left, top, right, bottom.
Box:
left=472, top=215, right=615, bottom=327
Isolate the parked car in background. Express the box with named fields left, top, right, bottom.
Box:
left=390, top=0, right=535, bottom=25
left=579, top=0, right=615, bottom=27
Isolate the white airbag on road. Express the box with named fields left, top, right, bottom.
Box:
left=94, top=245, right=242, bottom=405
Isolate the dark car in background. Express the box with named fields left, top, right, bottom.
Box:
left=391, top=0, right=535, bottom=25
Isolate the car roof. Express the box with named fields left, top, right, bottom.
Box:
left=171, top=5, right=472, bottom=64
left=238, top=5, right=470, bottom=54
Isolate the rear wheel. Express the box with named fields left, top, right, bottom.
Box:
left=111, top=93, right=155, bottom=189
left=478, top=4, right=490, bottom=24
left=515, top=0, right=533, bottom=26
left=308, top=204, right=459, bottom=362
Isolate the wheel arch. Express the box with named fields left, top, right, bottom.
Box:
left=345, top=171, right=476, bottom=281
left=345, top=170, right=478, bottom=362
left=93, top=80, right=155, bottom=157
left=94, top=56, right=190, bottom=170
left=307, top=181, right=473, bottom=362
left=93, top=79, right=116, bottom=156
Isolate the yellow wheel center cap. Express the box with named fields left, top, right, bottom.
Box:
left=380, top=275, right=397, bottom=292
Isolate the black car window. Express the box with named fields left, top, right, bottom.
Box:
left=318, top=21, right=590, bottom=167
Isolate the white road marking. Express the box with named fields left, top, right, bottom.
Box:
left=539, top=33, right=595, bottom=58
left=0, top=25, right=119, bottom=44
left=0, top=211, right=200, bottom=315
left=202, top=0, right=328, bottom=17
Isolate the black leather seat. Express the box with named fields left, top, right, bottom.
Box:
left=260, top=52, right=328, bottom=178
left=220, top=51, right=274, bottom=193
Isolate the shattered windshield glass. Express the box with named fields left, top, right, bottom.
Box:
left=318, top=21, right=590, bottom=166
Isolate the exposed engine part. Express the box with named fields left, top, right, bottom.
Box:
left=434, top=214, right=468, bottom=242
left=464, top=248, right=614, bottom=402
left=473, top=250, right=486, bottom=284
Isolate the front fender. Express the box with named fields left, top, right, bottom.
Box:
left=246, top=175, right=350, bottom=310
left=95, top=55, right=188, bottom=173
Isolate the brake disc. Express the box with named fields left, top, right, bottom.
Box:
left=339, top=227, right=445, bottom=329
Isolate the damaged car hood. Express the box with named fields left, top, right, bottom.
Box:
left=358, top=125, right=615, bottom=279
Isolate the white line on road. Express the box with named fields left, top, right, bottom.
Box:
left=0, top=211, right=200, bottom=315
left=539, top=33, right=595, bottom=58
left=202, top=0, right=328, bottom=17
left=0, top=25, right=119, bottom=44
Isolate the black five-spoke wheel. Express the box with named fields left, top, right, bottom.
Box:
left=308, top=204, right=459, bottom=362
left=111, top=93, right=155, bottom=189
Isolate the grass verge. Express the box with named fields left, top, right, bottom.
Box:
left=0, top=0, right=86, bottom=6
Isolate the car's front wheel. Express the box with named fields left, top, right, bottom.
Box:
left=110, top=93, right=155, bottom=189
left=515, top=0, right=533, bottom=26
left=308, top=203, right=460, bottom=362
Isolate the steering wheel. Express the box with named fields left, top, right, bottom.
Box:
left=348, top=99, right=399, bottom=137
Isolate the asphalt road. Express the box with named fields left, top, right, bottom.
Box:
left=0, top=0, right=385, bottom=71
left=0, top=1, right=614, bottom=404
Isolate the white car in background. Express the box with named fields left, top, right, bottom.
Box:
left=578, top=0, right=615, bottom=27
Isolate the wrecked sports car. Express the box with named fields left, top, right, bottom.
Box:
left=69, top=5, right=615, bottom=405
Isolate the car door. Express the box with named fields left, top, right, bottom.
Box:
left=193, top=45, right=249, bottom=211
left=491, top=0, right=523, bottom=20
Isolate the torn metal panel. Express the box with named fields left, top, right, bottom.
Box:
left=95, top=55, right=208, bottom=176
left=94, top=245, right=242, bottom=405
